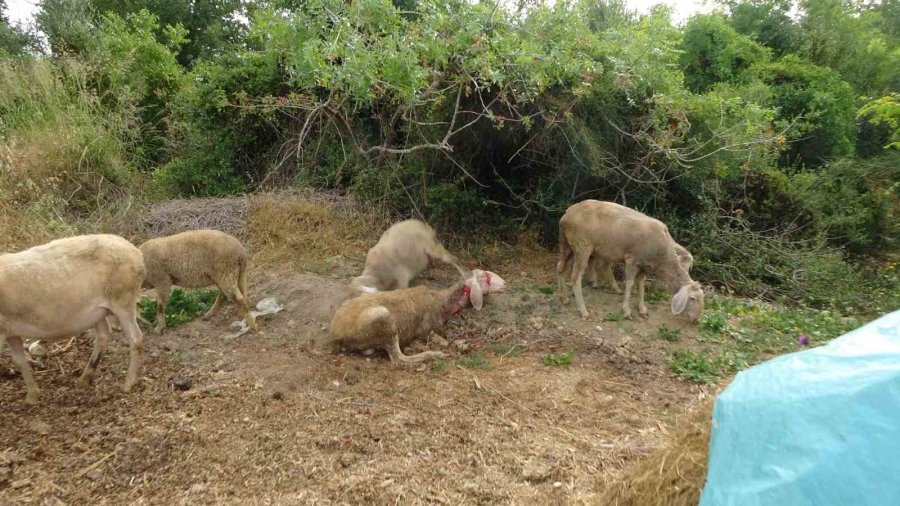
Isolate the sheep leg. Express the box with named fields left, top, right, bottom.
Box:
left=153, top=281, right=172, bottom=334
left=569, top=246, right=592, bottom=318
left=604, top=264, right=622, bottom=293
left=227, top=285, right=257, bottom=333
left=636, top=271, right=649, bottom=318
left=109, top=305, right=144, bottom=393
left=5, top=336, right=39, bottom=405
left=587, top=257, right=600, bottom=288
left=387, top=334, right=445, bottom=364
left=202, top=291, right=225, bottom=320
left=622, top=258, right=639, bottom=320
left=557, top=252, right=573, bottom=301
left=77, top=317, right=111, bottom=387
left=428, top=243, right=467, bottom=278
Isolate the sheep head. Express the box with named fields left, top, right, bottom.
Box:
left=671, top=281, right=704, bottom=323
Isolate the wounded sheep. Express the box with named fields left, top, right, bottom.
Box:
left=331, top=270, right=506, bottom=363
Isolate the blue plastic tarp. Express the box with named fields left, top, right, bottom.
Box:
left=699, top=309, right=900, bottom=506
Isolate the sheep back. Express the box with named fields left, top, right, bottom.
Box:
left=139, top=230, right=248, bottom=289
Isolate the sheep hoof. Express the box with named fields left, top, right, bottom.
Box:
left=579, top=310, right=590, bottom=319
left=623, top=312, right=633, bottom=320
left=25, top=391, right=39, bottom=405
left=639, top=308, right=649, bottom=318
left=76, top=375, right=93, bottom=388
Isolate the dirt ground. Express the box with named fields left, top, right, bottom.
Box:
left=1, top=255, right=714, bottom=505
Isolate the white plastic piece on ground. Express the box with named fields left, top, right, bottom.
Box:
left=225, top=297, right=284, bottom=339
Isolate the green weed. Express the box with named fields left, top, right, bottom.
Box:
left=656, top=325, right=682, bottom=342
left=700, top=312, right=729, bottom=333
left=139, top=288, right=218, bottom=327
left=604, top=312, right=625, bottom=322
left=543, top=352, right=574, bottom=366
left=537, top=286, right=555, bottom=295
left=431, top=360, right=448, bottom=375
left=669, top=349, right=720, bottom=384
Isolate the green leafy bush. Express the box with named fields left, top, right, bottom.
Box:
left=543, top=352, right=574, bottom=366
left=139, top=288, right=218, bottom=327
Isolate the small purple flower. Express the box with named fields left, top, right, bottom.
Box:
left=797, top=335, right=810, bottom=347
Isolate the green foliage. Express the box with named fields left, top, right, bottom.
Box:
left=0, top=0, right=36, bottom=56
left=669, top=349, right=720, bottom=384
left=656, top=325, right=682, bottom=342
left=680, top=13, right=771, bottom=93
left=456, top=351, right=490, bottom=370
left=603, top=312, right=625, bottom=322
left=858, top=94, right=900, bottom=150
left=430, top=359, right=448, bottom=374
left=700, top=312, right=729, bottom=333
left=90, top=0, right=246, bottom=67
left=726, top=0, right=801, bottom=56
left=791, top=153, right=899, bottom=251
left=755, top=55, right=857, bottom=167
left=37, top=0, right=98, bottom=55
left=543, top=351, right=574, bottom=366
left=139, top=288, right=217, bottom=327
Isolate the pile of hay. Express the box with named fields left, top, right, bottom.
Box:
left=140, top=195, right=253, bottom=240
left=598, top=399, right=714, bottom=506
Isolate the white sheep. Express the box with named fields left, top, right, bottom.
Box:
left=350, top=219, right=466, bottom=295
left=579, top=240, right=693, bottom=293
left=138, top=229, right=256, bottom=334
left=557, top=200, right=704, bottom=321
left=331, top=270, right=506, bottom=363
left=0, top=234, right=145, bottom=404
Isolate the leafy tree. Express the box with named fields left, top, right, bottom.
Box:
left=858, top=93, right=900, bottom=150
left=680, top=14, right=770, bottom=93
left=37, top=0, right=98, bottom=55
left=0, top=0, right=36, bottom=56
left=90, top=0, right=245, bottom=66
left=725, top=0, right=801, bottom=55
left=799, top=0, right=900, bottom=97
left=756, top=55, right=856, bottom=168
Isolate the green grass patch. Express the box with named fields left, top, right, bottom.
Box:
left=536, top=286, right=555, bottom=296
left=431, top=360, right=448, bottom=375
left=656, top=324, right=682, bottom=342
left=456, top=352, right=490, bottom=370
left=645, top=290, right=668, bottom=302
left=669, top=349, right=720, bottom=384
left=139, top=288, right=218, bottom=327
left=543, top=351, right=574, bottom=366
left=604, top=312, right=625, bottom=322
left=700, top=312, right=729, bottom=333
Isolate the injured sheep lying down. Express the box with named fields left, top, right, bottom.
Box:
left=350, top=219, right=466, bottom=295
left=330, top=270, right=506, bottom=363
left=0, top=234, right=146, bottom=405
left=139, top=229, right=257, bottom=334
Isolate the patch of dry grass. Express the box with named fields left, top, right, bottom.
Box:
left=596, top=398, right=713, bottom=506
left=247, top=190, right=388, bottom=272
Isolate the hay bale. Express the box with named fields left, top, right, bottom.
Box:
left=141, top=196, right=252, bottom=240
left=597, top=399, right=713, bottom=506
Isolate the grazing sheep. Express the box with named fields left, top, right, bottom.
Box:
left=331, top=270, right=506, bottom=363
left=350, top=219, right=466, bottom=295
left=139, top=230, right=256, bottom=334
left=581, top=241, right=693, bottom=293
left=0, top=234, right=145, bottom=405
left=557, top=200, right=704, bottom=322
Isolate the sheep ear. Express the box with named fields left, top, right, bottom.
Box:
left=467, top=275, right=484, bottom=310
left=671, top=285, right=689, bottom=315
